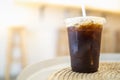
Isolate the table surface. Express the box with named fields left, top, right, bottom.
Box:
left=17, top=53, right=120, bottom=80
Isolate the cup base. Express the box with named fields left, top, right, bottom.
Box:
left=72, top=68, right=98, bottom=73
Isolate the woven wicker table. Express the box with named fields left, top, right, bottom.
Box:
left=17, top=54, right=120, bottom=80
left=49, top=62, right=120, bottom=80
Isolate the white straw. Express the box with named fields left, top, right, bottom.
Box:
left=81, top=4, right=86, bottom=17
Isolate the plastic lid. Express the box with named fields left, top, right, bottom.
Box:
left=65, top=16, right=106, bottom=27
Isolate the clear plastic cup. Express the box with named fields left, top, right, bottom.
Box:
left=65, top=16, right=106, bottom=73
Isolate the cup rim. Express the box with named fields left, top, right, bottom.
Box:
left=65, top=16, right=106, bottom=27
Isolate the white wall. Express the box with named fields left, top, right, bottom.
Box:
left=0, top=0, right=64, bottom=76
left=0, top=0, right=39, bottom=76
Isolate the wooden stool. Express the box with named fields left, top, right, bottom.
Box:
left=5, top=27, right=27, bottom=80
left=115, top=30, right=120, bottom=52
left=56, top=27, right=69, bottom=56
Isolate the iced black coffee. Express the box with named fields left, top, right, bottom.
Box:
left=65, top=17, right=106, bottom=73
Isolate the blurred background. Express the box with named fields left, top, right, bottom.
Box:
left=0, top=0, right=120, bottom=80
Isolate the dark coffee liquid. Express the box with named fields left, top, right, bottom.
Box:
left=67, top=24, right=102, bottom=73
